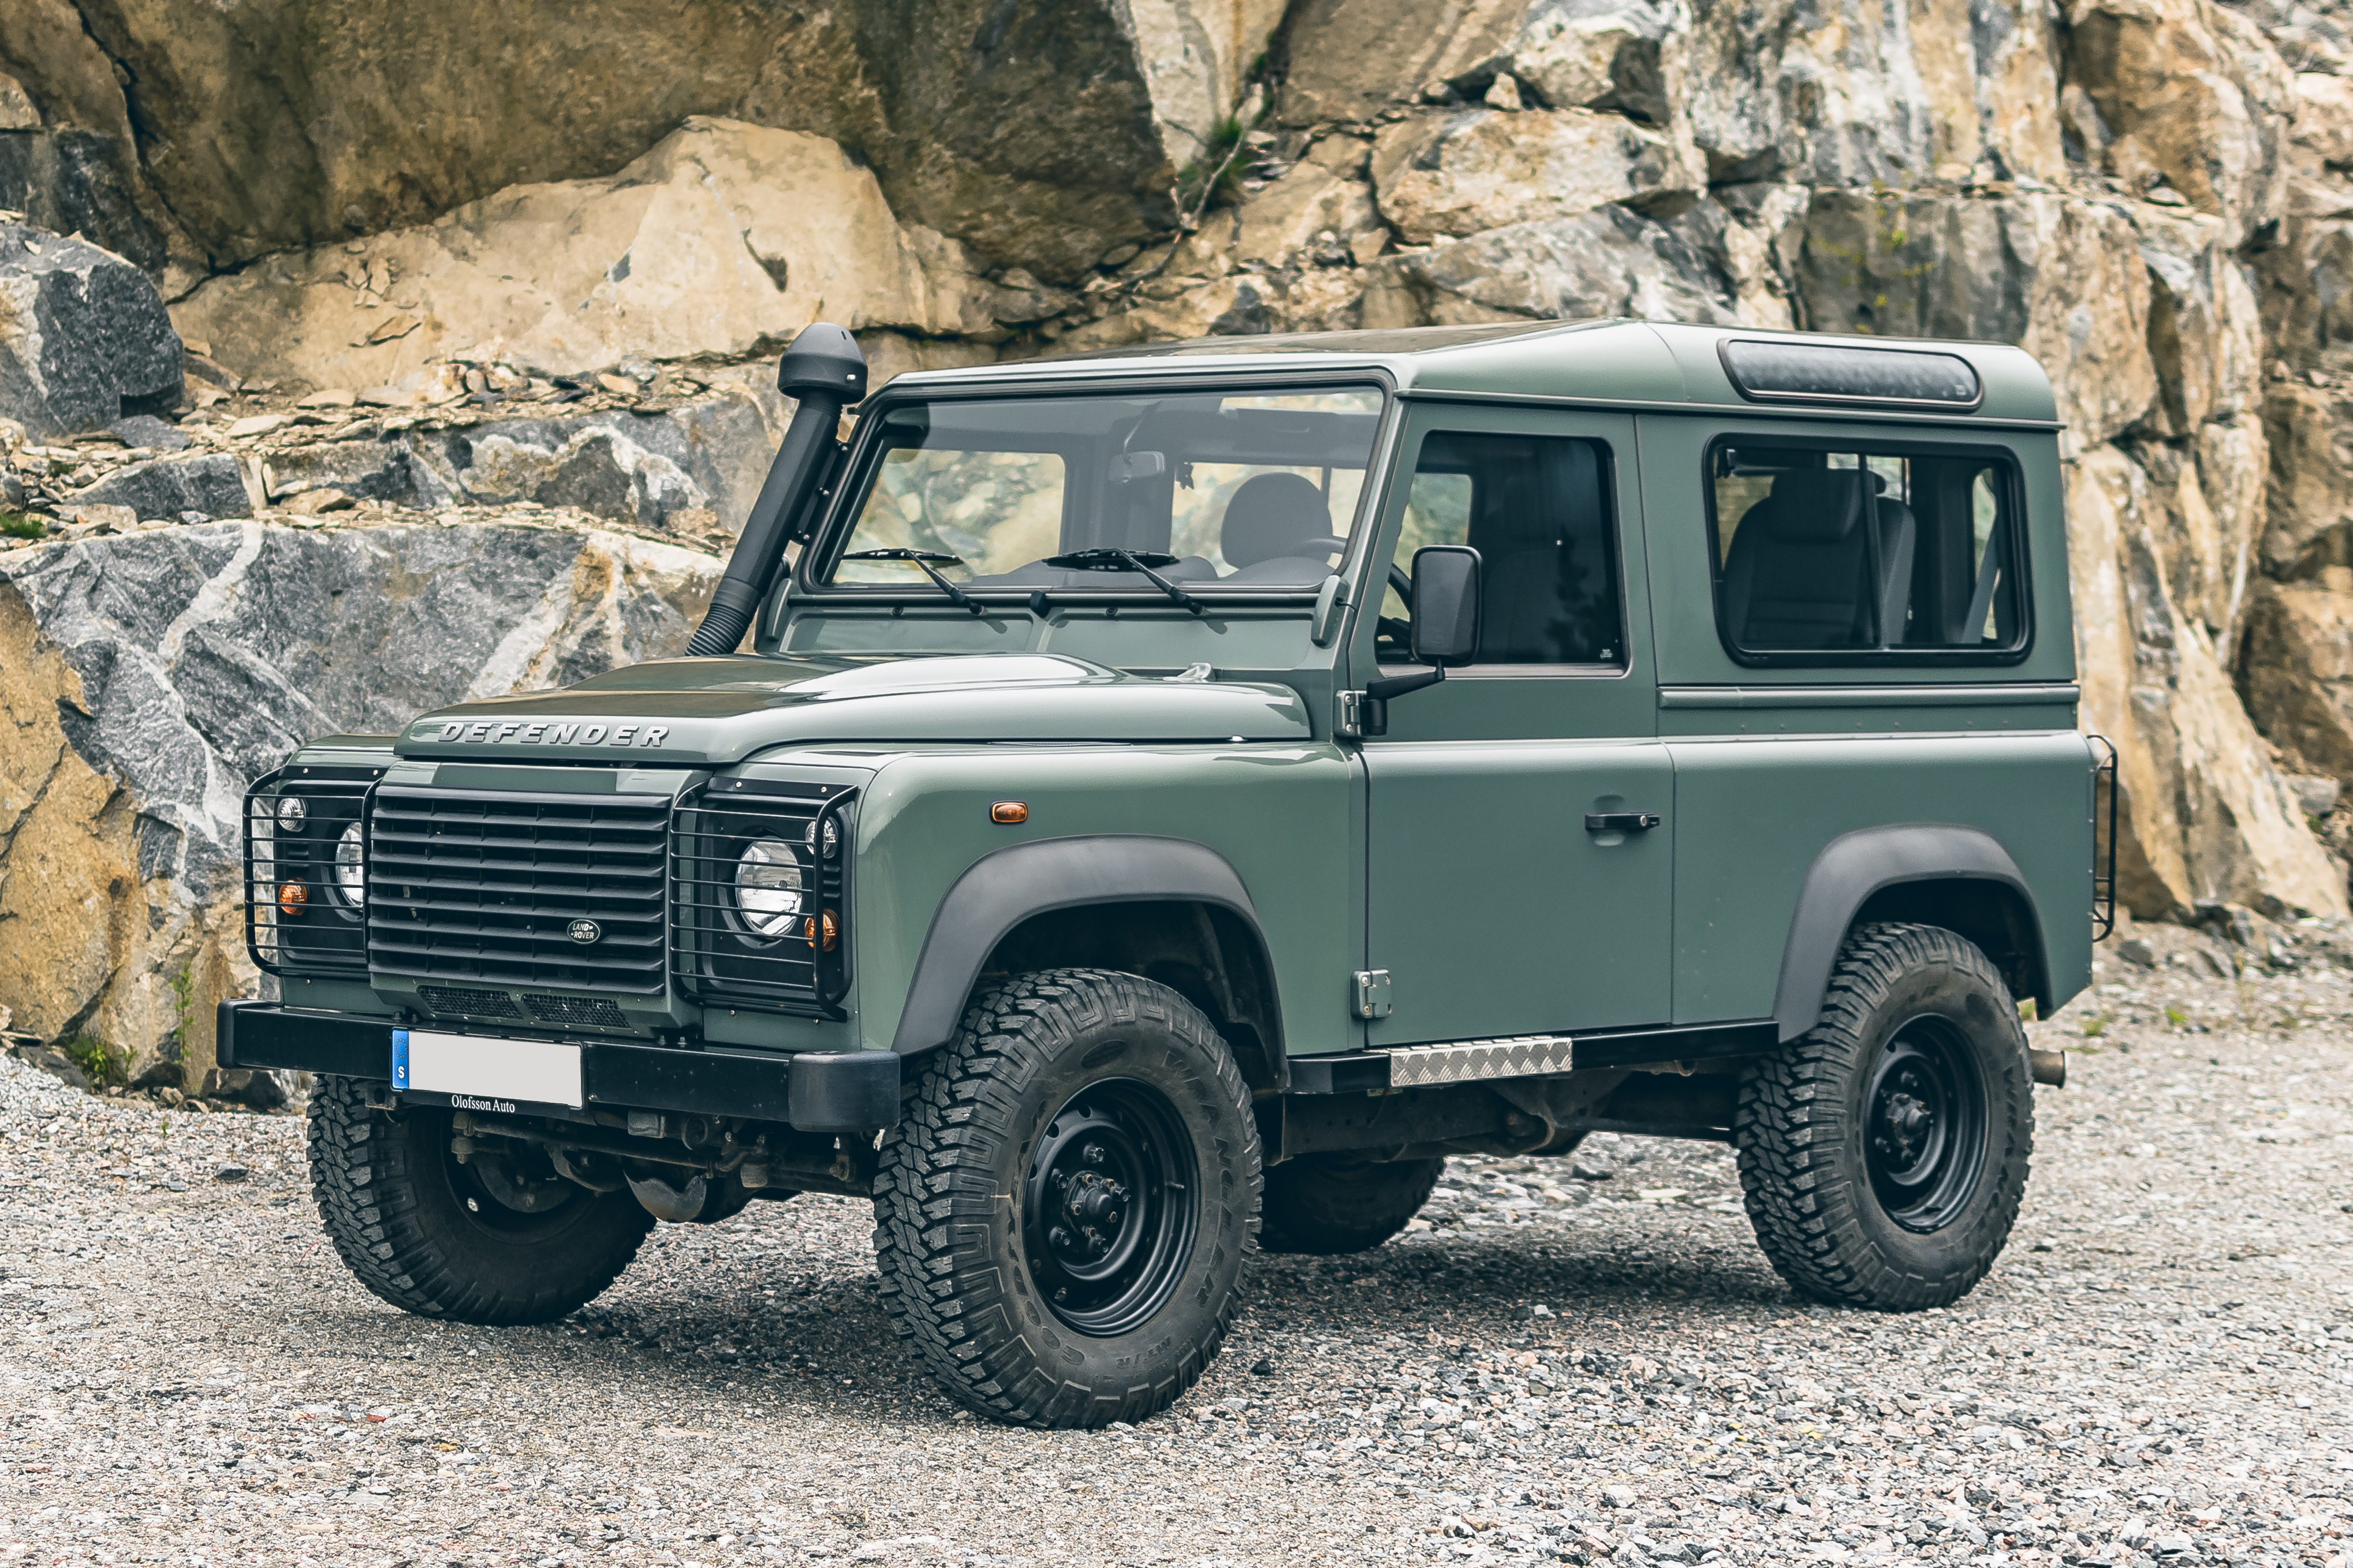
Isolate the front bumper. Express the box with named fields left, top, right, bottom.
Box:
left=217, top=1002, right=898, bottom=1130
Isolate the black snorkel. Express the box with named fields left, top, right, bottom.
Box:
left=683, top=322, right=868, bottom=657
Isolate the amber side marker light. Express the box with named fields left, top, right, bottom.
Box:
left=990, top=801, right=1029, bottom=824
left=277, top=881, right=309, bottom=916
left=820, top=909, right=840, bottom=952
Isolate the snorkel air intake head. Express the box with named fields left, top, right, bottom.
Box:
left=683, top=324, right=868, bottom=657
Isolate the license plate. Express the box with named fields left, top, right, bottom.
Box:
left=391, top=1029, right=583, bottom=1111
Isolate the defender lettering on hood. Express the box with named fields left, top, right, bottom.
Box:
left=416, top=719, right=672, bottom=748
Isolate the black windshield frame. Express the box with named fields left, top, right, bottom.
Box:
left=791, top=369, right=1401, bottom=606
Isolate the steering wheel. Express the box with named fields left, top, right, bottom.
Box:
left=1280, top=535, right=1414, bottom=608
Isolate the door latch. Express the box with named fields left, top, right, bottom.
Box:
left=1352, top=969, right=1394, bottom=1020
left=1583, top=812, right=1662, bottom=833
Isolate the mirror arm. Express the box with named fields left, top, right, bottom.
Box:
left=1364, top=666, right=1445, bottom=703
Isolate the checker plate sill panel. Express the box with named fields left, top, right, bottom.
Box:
left=1375, top=1035, right=1576, bottom=1087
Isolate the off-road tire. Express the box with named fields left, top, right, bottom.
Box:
left=307, top=1076, right=653, bottom=1324
left=872, top=968, right=1261, bottom=1427
left=1734, top=922, right=2034, bottom=1311
left=1258, top=1154, right=1444, bottom=1254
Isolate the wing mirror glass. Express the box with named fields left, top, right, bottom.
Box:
left=1409, top=544, right=1482, bottom=667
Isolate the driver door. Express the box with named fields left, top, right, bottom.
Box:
left=1354, top=405, right=1673, bottom=1046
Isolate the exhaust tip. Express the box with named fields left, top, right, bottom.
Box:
left=2029, top=1048, right=2067, bottom=1088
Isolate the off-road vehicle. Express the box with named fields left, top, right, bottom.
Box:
left=227, top=318, right=2097, bottom=1428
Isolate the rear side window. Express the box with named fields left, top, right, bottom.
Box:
left=1706, top=440, right=2026, bottom=662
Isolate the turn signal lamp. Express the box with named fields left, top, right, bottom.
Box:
left=990, top=801, right=1028, bottom=824
left=277, top=880, right=309, bottom=916
left=819, top=909, right=840, bottom=951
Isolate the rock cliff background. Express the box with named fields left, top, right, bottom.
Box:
left=9, top=0, right=2353, bottom=1088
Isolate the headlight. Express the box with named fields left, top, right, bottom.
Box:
left=734, top=838, right=807, bottom=939
left=276, top=796, right=307, bottom=832
left=332, top=822, right=366, bottom=907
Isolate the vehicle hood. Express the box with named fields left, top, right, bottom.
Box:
left=394, top=653, right=1314, bottom=763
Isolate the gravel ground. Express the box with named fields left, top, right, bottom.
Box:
left=3, top=928, right=2351, bottom=1567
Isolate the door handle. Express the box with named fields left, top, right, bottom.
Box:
left=1584, top=812, right=1661, bottom=833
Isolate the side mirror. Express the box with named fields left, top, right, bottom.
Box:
left=1357, top=545, right=1482, bottom=731
left=1409, top=545, right=1482, bottom=667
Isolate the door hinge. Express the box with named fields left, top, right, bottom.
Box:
left=1337, top=690, right=1387, bottom=740
left=1353, top=968, right=1394, bottom=1020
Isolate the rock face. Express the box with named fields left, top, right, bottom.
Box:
left=0, top=223, right=182, bottom=438
left=170, top=119, right=1035, bottom=389
left=10, top=0, right=1286, bottom=283
left=17, top=0, right=2353, bottom=1010
left=70, top=453, right=249, bottom=522
left=0, top=517, right=722, bottom=1089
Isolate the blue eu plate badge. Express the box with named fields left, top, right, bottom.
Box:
left=391, top=1028, right=409, bottom=1091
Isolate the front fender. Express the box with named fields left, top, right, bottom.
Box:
left=888, top=833, right=1271, bottom=1056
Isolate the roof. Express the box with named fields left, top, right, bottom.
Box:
left=885, top=319, right=2061, bottom=426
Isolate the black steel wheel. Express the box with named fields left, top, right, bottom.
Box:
left=873, top=968, right=1261, bottom=1427
left=1735, top=923, right=2034, bottom=1311
left=1863, top=1020, right=1988, bottom=1231
left=1021, top=1080, right=1198, bottom=1334
left=1258, top=1153, right=1444, bottom=1255
left=308, top=1077, right=652, bottom=1325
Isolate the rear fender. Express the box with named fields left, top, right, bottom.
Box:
left=1772, top=824, right=2046, bottom=1040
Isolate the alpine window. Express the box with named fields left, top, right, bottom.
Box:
left=1706, top=440, right=2027, bottom=663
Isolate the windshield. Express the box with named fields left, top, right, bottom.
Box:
left=819, top=384, right=1385, bottom=594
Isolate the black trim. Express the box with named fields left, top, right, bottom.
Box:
left=886, top=835, right=1284, bottom=1082
left=1572, top=1020, right=1778, bottom=1069
left=1286, top=1053, right=1393, bottom=1095
left=1770, top=823, right=2046, bottom=1039
left=219, top=1000, right=387, bottom=1078
left=1701, top=430, right=2035, bottom=670
left=217, top=1002, right=890, bottom=1129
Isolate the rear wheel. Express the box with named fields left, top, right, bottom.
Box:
left=1258, top=1153, right=1444, bottom=1254
left=1734, top=922, right=2033, bottom=1311
left=872, top=968, right=1261, bottom=1427
left=307, top=1077, right=652, bottom=1324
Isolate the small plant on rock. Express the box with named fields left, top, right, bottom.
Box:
left=62, top=1035, right=128, bottom=1088
left=0, top=510, right=48, bottom=540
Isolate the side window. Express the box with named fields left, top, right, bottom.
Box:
left=1708, top=442, right=2024, bottom=658
left=1376, top=432, right=1623, bottom=666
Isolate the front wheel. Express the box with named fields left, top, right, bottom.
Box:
left=308, top=1077, right=652, bottom=1324
left=872, top=969, right=1261, bottom=1427
left=1733, top=922, right=2033, bottom=1311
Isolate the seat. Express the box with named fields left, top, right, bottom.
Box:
left=1466, top=441, right=1608, bottom=662
left=1723, top=469, right=1916, bottom=650
left=1218, top=472, right=1340, bottom=583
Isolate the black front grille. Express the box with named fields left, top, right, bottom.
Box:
left=245, top=766, right=382, bottom=976
left=417, top=985, right=525, bottom=1021
left=672, top=779, right=853, bottom=1012
left=367, top=785, right=670, bottom=995
left=523, top=993, right=631, bottom=1029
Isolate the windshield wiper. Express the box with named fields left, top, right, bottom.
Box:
left=840, top=548, right=985, bottom=615
left=1045, top=548, right=1204, bottom=616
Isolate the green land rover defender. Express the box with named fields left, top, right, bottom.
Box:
left=225, top=319, right=2096, bottom=1428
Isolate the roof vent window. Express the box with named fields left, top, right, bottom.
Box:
left=1720, top=340, right=1981, bottom=409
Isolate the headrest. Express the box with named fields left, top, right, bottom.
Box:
left=1751, top=469, right=1876, bottom=543
left=1220, top=471, right=1332, bottom=569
